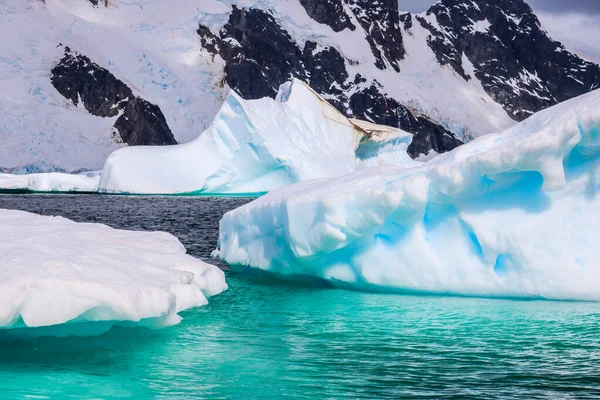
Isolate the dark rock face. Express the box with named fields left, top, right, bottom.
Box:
left=217, top=6, right=307, bottom=99
left=297, top=0, right=405, bottom=71
left=399, top=13, right=413, bottom=31
left=51, top=48, right=132, bottom=117
left=346, top=0, right=405, bottom=72
left=114, top=98, right=175, bottom=146
left=347, top=85, right=462, bottom=157
left=198, top=6, right=460, bottom=157
left=405, top=116, right=463, bottom=158
left=51, top=48, right=176, bottom=146
left=419, top=0, right=600, bottom=120
left=298, top=0, right=355, bottom=33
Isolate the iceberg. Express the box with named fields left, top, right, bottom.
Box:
left=0, top=171, right=100, bottom=193
left=98, top=80, right=417, bottom=195
left=215, top=89, right=600, bottom=301
left=0, top=209, right=227, bottom=337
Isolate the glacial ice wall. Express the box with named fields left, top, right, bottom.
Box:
left=98, top=80, right=412, bottom=195
left=215, top=89, right=600, bottom=300
left=0, top=210, right=227, bottom=338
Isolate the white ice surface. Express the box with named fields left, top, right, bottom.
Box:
left=215, top=89, right=600, bottom=301
left=0, top=171, right=100, bottom=192
left=98, top=80, right=416, bottom=195
left=0, top=209, right=227, bottom=337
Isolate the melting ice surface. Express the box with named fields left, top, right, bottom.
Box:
left=97, top=79, right=418, bottom=195
left=216, top=89, right=600, bottom=301
left=0, top=209, right=227, bottom=337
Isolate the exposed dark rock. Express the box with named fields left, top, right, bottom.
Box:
left=406, top=116, right=463, bottom=158
left=196, top=1, right=600, bottom=157
left=399, top=13, right=413, bottom=31
left=346, top=0, right=405, bottom=72
left=51, top=48, right=176, bottom=146
left=219, top=6, right=307, bottom=99
left=303, top=41, right=349, bottom=97
left=198, top=6, right=460, bottom=157
left=298, top=0, right=355, bottom=32
left=114, top=98, right=176, bottom=146
left=51, top=48, right=132, bottom=117
left=75, top=0, right=600, bottom=160
left=197, top=26, right=220, bottom=55
left=87, top=0, right=108, bottom=6
left=419, top=0, right=600, bottom=120
left=348, top=85, right=462, bottom=156
left=297, top=0, right=406, bottom=71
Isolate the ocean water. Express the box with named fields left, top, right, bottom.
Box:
left=1, top=195, right=600, bottom=399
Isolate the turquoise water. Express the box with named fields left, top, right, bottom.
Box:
left=1, top=195, right=600, bottom=398
left=2, top=274, right=600, bottom=399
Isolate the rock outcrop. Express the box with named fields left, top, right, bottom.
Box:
left=198, top=6, right=461, bottom=157
left=51, top=48, right=176, bottom=146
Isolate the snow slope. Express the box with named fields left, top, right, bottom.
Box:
left=0, top=209, right=227, bottom=337
left=0, top=0, right=226, bottom=171
left=98, top=79, right=417, bottom=195
left=215, top=89, right=600, bottom=300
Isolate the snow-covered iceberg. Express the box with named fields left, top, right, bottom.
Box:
left=0, top=210, right=226, bottom=337
left=98, top=80, right=417, bottom=195
left=0, top=171, right=100, bottom=193
left=215, top=89, right=600, bottom=301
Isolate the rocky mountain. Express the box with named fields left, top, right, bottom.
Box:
left=1, top=0, right=598, bottom=171
left=418, top=0, right=600, bottom=121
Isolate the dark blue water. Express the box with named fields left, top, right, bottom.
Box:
left=1, top=194, right=600, bottom=399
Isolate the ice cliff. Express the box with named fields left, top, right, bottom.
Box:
left=98, top=80, right=416, bottom=195
left=215, top=89, right=600, bottom=301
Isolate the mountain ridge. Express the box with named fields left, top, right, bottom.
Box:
left=1, top=0, right=598, bottom=171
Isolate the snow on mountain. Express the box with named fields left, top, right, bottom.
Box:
left=1, top=0, right=226, bottom=171
left=0, top=209, right=227, bottom=338
left=98, top=79, right=417, bottom=195
left=417, top=0, right=600, bottom=121
left=1, top=0, right=598, bottom=172
left=214, top=88, right=600, bottom=300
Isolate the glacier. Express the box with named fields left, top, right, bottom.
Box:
left=215, top=89, right=600, bottom=301
left=98, top=80, right=418, bottom=195
left=0, top=209, right=227, bottom=338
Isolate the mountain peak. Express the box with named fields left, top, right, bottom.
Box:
left=418, top=0, right=600, bottom=120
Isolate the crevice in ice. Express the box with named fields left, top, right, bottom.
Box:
left=423, top=203, right=457, bottom=232
left=493, top=254, right=513, bottom=278
left=459, top=220, right=484, bottom=261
